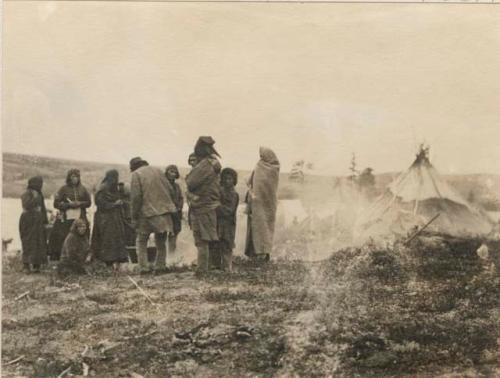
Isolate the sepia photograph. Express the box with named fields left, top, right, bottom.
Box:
left=1, top=1, right=499, bottom=376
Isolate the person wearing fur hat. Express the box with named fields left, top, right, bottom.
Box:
left=185, top=137, right=222, bottom=273
left=165, top=165, right=184, bottom=253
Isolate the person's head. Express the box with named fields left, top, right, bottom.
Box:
left=71, top=218, right=87, bottom=236
left=221, top=168, right=238, bottom=189
left=102, top=169, right=119, bottom=189
left=27, top=176, right=43, bottom=192
left=129, top=157, right=149, bottom=172
left=188, top=153, right=199, bottom=168
left=194, top=136, right=220, bottom=159
left=66, top=169, right=81, bottom=186
left=259, top=147, right=279, bottom=165
left=165, top=165, right=180, bottom=181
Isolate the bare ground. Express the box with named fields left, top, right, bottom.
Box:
left=2, top=258, right=316, bottom=377
left=2, top=235, right=500, bottom=377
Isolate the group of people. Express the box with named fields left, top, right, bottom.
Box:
left=18, top=136, right=281, bottom=276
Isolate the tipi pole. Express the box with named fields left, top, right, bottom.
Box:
left=404, top=213, right=441, bottom=245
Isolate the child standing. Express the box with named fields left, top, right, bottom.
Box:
left=215, top=168, right=239, bottom=272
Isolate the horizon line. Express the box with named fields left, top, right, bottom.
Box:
left=2, top=150, right=500, bottom=178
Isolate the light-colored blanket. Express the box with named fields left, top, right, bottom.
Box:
left=245, top=147, right=280, bottom=256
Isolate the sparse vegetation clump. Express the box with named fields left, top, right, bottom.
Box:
left=289, top=233, right=500, bottom=376
left=2, top=232, right=499, bottom=377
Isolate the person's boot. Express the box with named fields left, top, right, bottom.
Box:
left=32, top=264, right=41, bottom=273
left=22, top=263, right=31, bottom=274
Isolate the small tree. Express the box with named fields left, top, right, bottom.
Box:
left=349, top=153, right=359, bottom=181
left=359, top=167, right=376, bottom=198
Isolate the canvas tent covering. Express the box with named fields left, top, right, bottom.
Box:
left=356, top=147, right=492, bottom=239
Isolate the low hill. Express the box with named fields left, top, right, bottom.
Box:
left=2, top=152, right=500, bottom=211
left=1, top=152, right=292, bottom=203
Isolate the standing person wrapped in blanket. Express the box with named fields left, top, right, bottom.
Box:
left=244, top=147, right=280, bottom=261
left=19, top=176, right=49, bottom=273
left=214, top=168, right=239, bottom=272
left=185, top=137, right=222, bottom=273
left=49, top=169, right=91, bottom=261
left=58, top=218, right=90, bottom=275
left=165, top=165, right=184, bottom=254
left=91, top=170, right=128, bottom=271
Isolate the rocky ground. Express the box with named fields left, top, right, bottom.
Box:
left=2, top=234, right=499, bottom=377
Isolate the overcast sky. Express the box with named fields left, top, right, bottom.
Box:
left=3, top=2, right=500, bottom=175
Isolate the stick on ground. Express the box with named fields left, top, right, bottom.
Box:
left=82, top=362, right=89, bottom=376
left=126, top=275, right=158, bottom=307
left=57, top=366, right=72, bottom=378
left=15, top=291, right=30, bottom=301
left=5, top=355, right=25, bottom=365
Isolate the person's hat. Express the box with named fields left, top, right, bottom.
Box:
left=129, top=156, right=148, bottom=172
left=194, top=136, right=220, bottom=157
left=129, top=156, right=144, bottom=166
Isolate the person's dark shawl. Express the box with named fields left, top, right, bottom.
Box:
left=26, top=176, right=48, bottom=224
left=91, top=171, right=127, bottom=263
left=53, top=169, right=92, bottom=220
left=20, top=176, right=48, bottom=264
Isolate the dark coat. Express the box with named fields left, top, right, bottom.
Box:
left=91, top=183, right=128, bottom=263
left=118, top=185, right=136, bottom=247
left=185, top=155, right=221, bottom=213
left=186, top=155, right=222, bottom=243
left=169, top=180, right=184, bottom=235
left=19, top=178, right=48, bottom=265
left=217, top=187, right=239, bottom=249
left=53, top=170, right=92, bottom=221
left=50, top=170, right=92, bottom=260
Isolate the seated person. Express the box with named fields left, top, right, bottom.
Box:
left=58, top=218, right=90, bottom=275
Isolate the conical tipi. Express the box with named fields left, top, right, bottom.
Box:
left=355, top=145, right=492, bottom=239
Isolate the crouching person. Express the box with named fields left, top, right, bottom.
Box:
left=58, top=219, right=90, bottom=275
left=215, top=168, right=239, bottom=272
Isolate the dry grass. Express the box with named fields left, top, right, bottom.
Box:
left=2, top=234, right=499, bottom=377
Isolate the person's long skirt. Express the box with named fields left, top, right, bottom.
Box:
left=19, top=211, right=48, bottom=266
left=244, top=214, right=256, bottom=257
left=92, top=210, right=128, bottom=264
left=48, top=218, right=72, bottom=261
